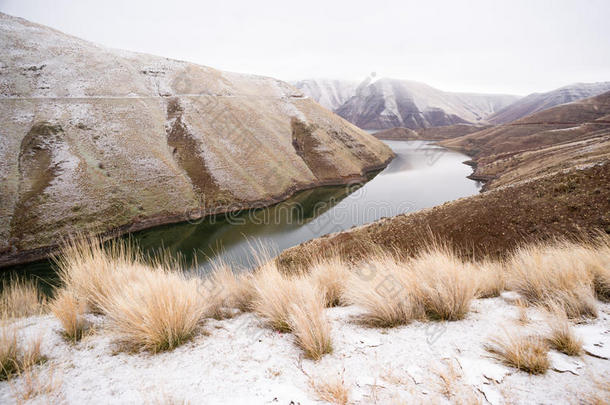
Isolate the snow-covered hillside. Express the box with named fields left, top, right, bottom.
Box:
left=488, top=82, right=610, bottom=124
left=295, top=77, right=520, bottom=130
left=291, top=79, right=358, bottom=110
left=0, top=12, right=393, bottom=265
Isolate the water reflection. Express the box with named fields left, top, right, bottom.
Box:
left=135, top=141, right=481, bottom=270
left=1, top=141, right=481, bottom=283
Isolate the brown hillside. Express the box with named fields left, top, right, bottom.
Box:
left=441, top=91, right=610, bottom=159
left=277, top=162, right=610, bottom=270
left=373, top=127, right=419, bottom=140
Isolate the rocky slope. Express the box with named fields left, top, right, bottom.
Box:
left=297, top=77, right=519, bottom=130
left=488, top=82, right=610, bottom=124
left=0, top=13, right=393, bottom=266
left=291, top=79, right=358, bottom=110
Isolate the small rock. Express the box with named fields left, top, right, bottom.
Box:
left=500, top=291, right=522, bottom=304
left=549, top=352, right=582, bottom=375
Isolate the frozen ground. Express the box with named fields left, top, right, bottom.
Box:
left=1, top=296, right=609, bottom=404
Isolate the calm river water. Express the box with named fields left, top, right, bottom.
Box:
left=2, top=140, right=481, bottom=289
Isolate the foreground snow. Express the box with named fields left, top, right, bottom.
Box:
left=2, top=297, right=609, bottom=404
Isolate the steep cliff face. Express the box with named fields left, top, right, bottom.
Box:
left=0, top=13, right=393, bottom=265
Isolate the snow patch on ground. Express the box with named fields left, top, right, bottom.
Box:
left=1, top=298, right=609, bottom=404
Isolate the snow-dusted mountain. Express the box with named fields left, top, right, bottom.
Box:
left=0, top=12, right=393, bottom=265
left=291, top=79, right=358, bottom=110
left=295, top=77, right=519, bottom=130
left=488, top=82, right=610, bottom=124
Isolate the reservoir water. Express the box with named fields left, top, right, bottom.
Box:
left=133, top=140, right=481, bottom=270
left=2, top=140, right=481, bottom=287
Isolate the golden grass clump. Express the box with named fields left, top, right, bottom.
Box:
left=288, top=285, right=333, bottom=360
left=411, top=247, right=476, bottom=321
left=507, top=241, right=598, bottom=318
left=308, top=255, right=351, bottom=307
left=545, top=305, right=583, bottom=356
left=485, top=331, right=550, bottom=374
left=0, top=277, right=46, bottom=318
left=470, top=260, right=505, bottom=298
left=344, top=246, right=475, bottom=326
left=204, top=260, right=254, bottom=318
left=587, top=235, right=610, bottom=302
left=343, top=252, right=421, bottom=327
left=251, top=262, right=303, bottom=332
left=54, top=237, right=144, bottom=313
left=49, top=289, right=89, bottom=342
left=0, top=324, right=19, bottom=380
left=1, top=323, right=46, bottom=381
left=54, top=236, right=209, bottom=352
left=98, top=269, right=207, bottom=353
left=310, top=375, right=350, bottom=405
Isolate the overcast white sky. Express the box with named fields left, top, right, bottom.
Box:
left=1, top=0, right=609, bottom=95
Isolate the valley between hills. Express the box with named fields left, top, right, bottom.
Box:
left=1, top=9, right=609, bottom=405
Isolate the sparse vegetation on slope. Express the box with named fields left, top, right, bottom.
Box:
left=3, top=234, right=610, bottom=402
left=544, top=305, right=583, bottom=356
left=485, top=332, right=550, bottom=374
left=0, top=277, right=46, bottom=318
left=507, top=240, right=601, bottom=318
left=49, top=289, right=89, bottom=343
left=343, top=246, right=476, bottom=326
left=288, top=287, right=333, bottom=360
left=0, top=322, right=45, bottom=381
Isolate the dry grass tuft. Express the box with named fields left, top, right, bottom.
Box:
left=344, top=246, right=475, bottom=326
left=49, top=289, right=89, bottom=342
left=0, top=324, right=46, bottom=381
left=251, top=262, right=302, bottom=332
left=98, top=269, right=207, bottom=353
left=10, top=367, right=62, bottom=404
left=507, top=241, right=599, bottom=318
left=485, top=331, right=549, bottom=374
left=515, top=300, right=530, bottom=325
left=471, top=260, right=505, bottom=298
left=545, top=305, right=583, bottom=356
left=204, top=260, right=255, bottom=317
left=308, top=255, right=351, bottom=307
left=288, top=285, right=332, bottom=360
left=411, top=247, right=476, bottom=321
left=434, top=359, right=462, bottom=399
left=54, top=236, right=145, bottom=313
left=0, top=323, right=19, bottom=380
left=19, top=335, right=46, bottom=371
left=54, top=236, right=210, bottom=353
left=310, top=374, right=350, bottom=405
left=588, top=235, right=610, bottom=302
left=344, top=252, right=422, bottom=327
left=0, top=277, right=46, bottom=318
